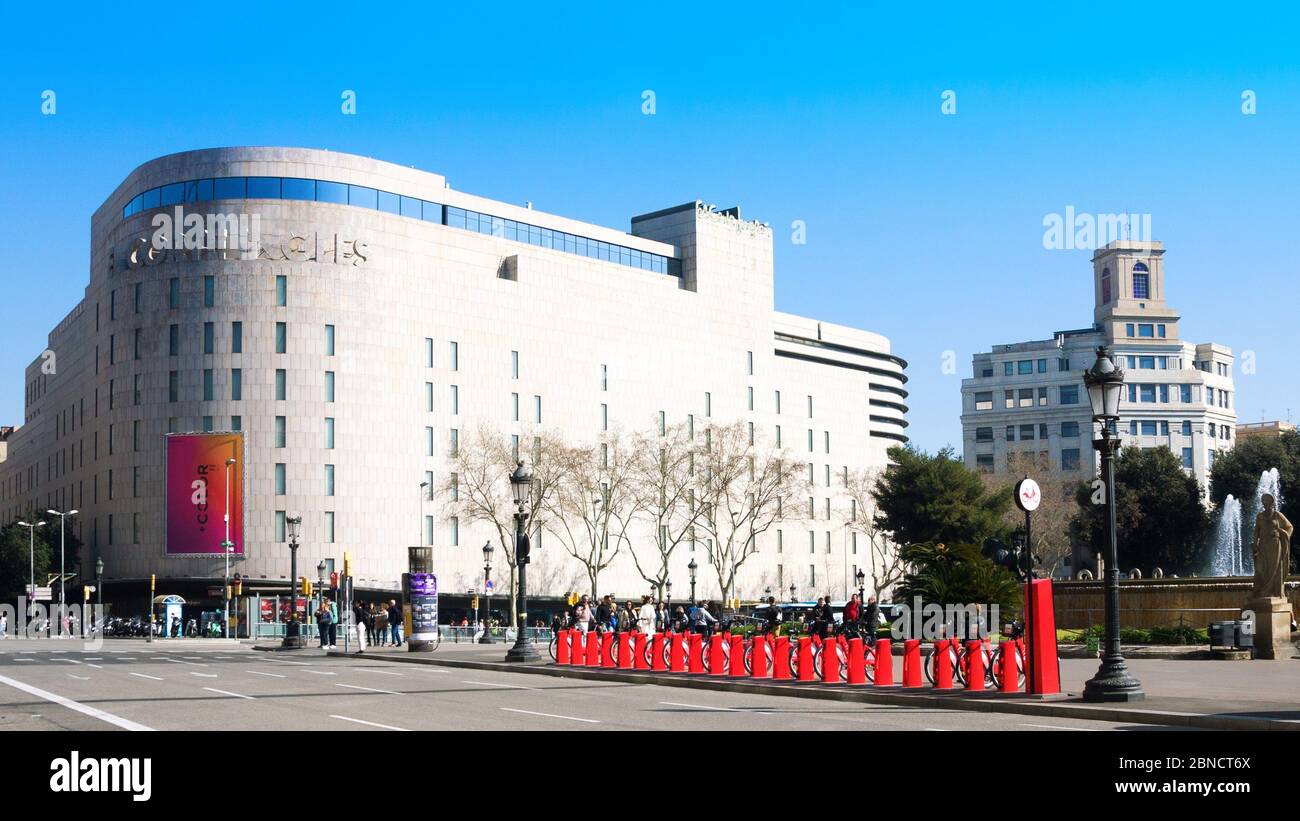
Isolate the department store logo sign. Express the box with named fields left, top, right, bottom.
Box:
left=121, top=206, right=369, bottom=269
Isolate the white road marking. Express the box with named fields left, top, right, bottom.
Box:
left=1019, top=723, right=1099, bottom=732
left=305, top=670, right=337, bottom=676
left=86, top=664, right=104, bottom=669
left=130, top=673, right=164, bottom=681
left=501, top=707, right=598, bottom=724
left=329, top=714, right=409, bottom=731
left=162, top=658, right=207, bottom=667
left=189, top=672, right=218, bottom=678
left=83, top=657, right=103, bottom=661
left=67, top=674, right=91, bottom=680
left=13, top=658, right=34, bottom=662
left=51, top=658, right=83, bottom=664
left=264, top=659, right=311, bottom=665
left=462, top=679, right=539, bottom=691
left=0, top=672, right=153, bottom=731
left=658, top=700, right=771, bottom=715
left=335, top=683, right=402, bottom=696
left=355, top=668, right=404, bottom=676
left=204, top=687, right=254, bottom=700
left=245, top=670, right=286, bottom=678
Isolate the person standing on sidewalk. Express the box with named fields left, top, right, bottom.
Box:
left=315, top=600, right=332, bottom=650
left=374, top=605, right=388, bottom=647
left=353, top=601, right=368, bottom=654
left=573, top=595, right=592, bottom=635
left=387, top=600, right=403, bottom=646
left=638, top=595, right=656, bottom=636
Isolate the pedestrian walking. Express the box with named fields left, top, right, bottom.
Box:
left=0, top=611, right=7, bottom=638
left=375, top=606, right=389, bottom=646
left=573, top=595, right=592, bottom=634
left=638, top=595, right=656, bottom=635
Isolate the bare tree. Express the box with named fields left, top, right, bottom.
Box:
left=694, top=421, right=802, bottom=607
left=541, top=430, right=639, bottom=601
left=845, top=467, right=904, bottom=597
left=995, top=453, right=1078, bottom=578
left=627, top=422, right=703, bottom=600
left=440, top=423, right=565, bottom=626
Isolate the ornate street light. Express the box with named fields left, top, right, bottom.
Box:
left=480, top=541, right=495, bottom=644
left=855, top=569, right=866, bottom=602
left=687, top=558, right=698, bottom=604
left=789, top=583, right=797, bottom=603
left=505, top=461, right=538, bottom=661
left=282, top=514, right=305, bottom=649
left=1081, top=346, right=1144, bottom=702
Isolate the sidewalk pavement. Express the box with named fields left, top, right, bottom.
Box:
left=323, top=641, right=1300, bottom=731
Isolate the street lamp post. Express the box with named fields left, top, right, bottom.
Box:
left=419, top=480, right=430, bottom=545
left=17, top=520, right=45, bottom=612
left=855, top=569, right=866, bottom=603
left=1081, top=346, right=1144, bottom=702
left=789, top=583, right=797, bottom=603
left=95, top=556, right=104, bottom=632
left=480, top=542, right=494, bottom=644
left=505, top=461, right=538, bottom=662
left=223, top=457, right=236, bottom=639
left=665, top=579, right=673, bottom=618
left=687, top=558, right=697, bottom=604
left=46, top=509, right=78, bottom=637
left=282, top=514, right=305, bottom=649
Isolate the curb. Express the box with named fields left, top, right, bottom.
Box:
left=326, top=650, right=1300, bottom=732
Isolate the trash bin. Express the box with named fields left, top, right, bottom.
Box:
left=1208, top=620, right=1233, bottom=648
left=1233, top=620, right=1253, bottom=650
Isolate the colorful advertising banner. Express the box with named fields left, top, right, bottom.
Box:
left=165, top=432, right=244, bottom=555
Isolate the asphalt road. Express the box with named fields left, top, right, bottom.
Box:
left=0, top=640, right=1180, bottom=731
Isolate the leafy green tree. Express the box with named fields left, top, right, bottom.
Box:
left=894, top=544, right=1023, bottom=615
left=0, top=521, right=54, bottom=602
left=872, top=445, right=1012, bottom=547
left=1209, top=430, right=1300, bottom=548
left=1070, top=446, right=1210, bottom=575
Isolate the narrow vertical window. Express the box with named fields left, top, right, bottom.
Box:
left=231, top=321, right=242, bottom=353
left=511, top=350, right=519, bottom=379
left=324, top=324, right=335, bottom=356
left=325, top=417, right=335, bottom=449
left=324, top=371, right=335, bottom=402
left=231, top=368, right=242, bottom=401
left=203, top=275, right=215, bottom=307
left=275, top=369, right=286, bottom=401
left=275, top=322, right=287, bottom=353
left=275, top=275, right=287, bottom=306
left=450, top=341, right=458, bottom=371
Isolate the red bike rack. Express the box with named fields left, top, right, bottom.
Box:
left=847, top=637, right=866, bottom=685
left=796, top=637, right=815, bottom=681
left=708, top=634, right=726, bottom=676
left=772, top=635, right=791, bottom=680
left=752, top=635, right=770, bottom=678
left=965, top=639, right=984, bottom=690
left=599, top=632, right=615, bottom=667
left=687, top=633, right=704, bottom=673
left=651, top=633, right=667, bottom=671
left=586, top=631, right=602, bottom=667
left=902, top=639, right=922, bottom=687
left=873, top=638, right=894, bottom=685
left=669, top=632, right=686, bottom=672
left=570, top=631, right=586, bottom=666
left=822, top=639, right=840, bottom=683
left=999, top=639, right=1018, bottom=692
left=617, top=632, right=633, bottom=669
left=556, top=629, right=570, bottom=665
left=934, top=639, right=953, bottom=689
left=729, top=635, right=746, bottom=677
left=633, top=632, right=649, bottom=670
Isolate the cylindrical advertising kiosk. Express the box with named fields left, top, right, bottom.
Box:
left=405, top=546, right=439, bottom=652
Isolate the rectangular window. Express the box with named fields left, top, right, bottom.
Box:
left=658, top=411, right=666, bottom=435
left=1160, top=420, right=1170, bottom=435
left=1140, top=384, right=1156, bottom=403
left=450, top=341, right=458, bottom=371
left=705, top=392, right=712, bottom=417
left=1158, top=324, right=1167, bottom=338
left=275, top=275, right=287, bottom=307
left=133, top=374, right=141, bottom=406
left=203, top=275, right=215, bottom=307
left=325, top=511, right=335, bottom=544
left=807, top=429, right=814, bottom=452
left=1018, top=360, right=1033, bottom=375
left=1126, top=323, right=1135, bottom=337
left=1020, top=424, right=1035, bottom=441
left=425, top=427, right=434, bottom=456
left=426, top=383, right=434, bottom=412
left=169, top=324, right=179, bottom=356
left=325, top=417, right=335, bottom=449
left=975, top=427, right=993, bottom=443
left=169, top=278, right=180, bottom=309
left=231, top=416, right=241, bottom=431
left=976, top=454, right=994, bottom=473
left=450, top=517, right=459, bottom=546
left=203, top=323, right=215, bottom=354
left=274, top=463, right=286, bottom=495
left=1004, top=390, right=1015, bottom=409
left=231, top=368, right=242, bottom=400
left=1061, top=448, right=1081, bottom=471
left=1180, top=384, right=1192, bottom=403
left=1061, top=421, right=1080, bottom=437
left=324, top=464, right=335, bottom=496
left=202, top=369, right=214, bottom=401
left=425, top=338, right=434, bottom=368
left=1159, top=384, right=1169, bottom=403
left=775, top=391, right=781, bottom=414
left=511, top=393, right=520, bottom=421
left=1182, top=448, right=1194, bottom=469
left=1018, top=389, right=1034, bottom=408
left=601, top=364, right=608, bottom=391
left=231, top=321, right=242, bottom=353
left=807, top=395, right=813, bottom=418
left=325, top=325, right=335, bottom=356
left=511, top=351, right=519, bottom=379
left=1182, top=420, right=1192, bottom=436
left=134, top=328, right=142, bottom=360
left=450, top=428, right=459, bottom=455
left=1006, top=425, right=1016, bottom=441
left=534, top=395, right=542, bottom=424
left=325, top=371, right=335, bottom=402
left=450, top=385, right=459, bottom=415
left=275, top=369, right=286, bottom=401
left=601, top=404, right=608, bottom=431
left=1037, top=387, right=1048, bottom=406
left=1004, top=362, right=1014, bottom=376
left=134, top=281, right=143, bottom=314
left=775, top=425, right=782, bottom=447
left=1037, top=359, right=1047, bottom=373
left=275, top=511, right=286, bottom=543
left=1138, top=324, right=1154, bottom=338
left=974, top=392, right=993, bottom=411
left=275, top=416, right=286, bottom=448
left=1133, top=272, right=1150, bottom=299
left=748, top=386, right=754, bottom=411
left=275, top=322, right=287, bottom=353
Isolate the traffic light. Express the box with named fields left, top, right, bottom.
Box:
left=232, top=574, right=243, bottom=596
left=330, top=571, right=339, bottom=589
left=83, top=585, right=91, bottom=602
left=343, top=551, right=352, bottom=577
left=150, top=573, right=156, bottom=592
left=471, top=596, right=479, bottom=610
left=302, top=577, right=313, bottom=598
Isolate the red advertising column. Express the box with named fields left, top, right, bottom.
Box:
left=1026, top=579, right=1061, bottom=695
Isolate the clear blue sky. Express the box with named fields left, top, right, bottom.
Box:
left=2, top=4, right=1298, bottom=453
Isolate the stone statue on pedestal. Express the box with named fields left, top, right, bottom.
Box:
left=1246, top=493, right=1295, bottom=659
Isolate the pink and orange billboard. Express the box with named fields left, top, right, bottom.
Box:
left=165, top=432, right=245, bottom=556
